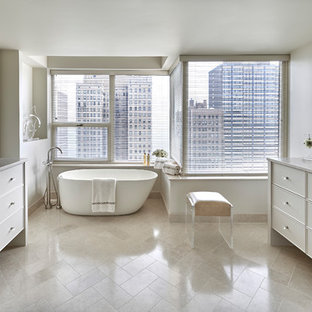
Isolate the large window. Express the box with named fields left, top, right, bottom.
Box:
left=186, top=61, right=281, bottom=173
left=53, top=75, right=109, bottom=160
left=52, top=74, right=169, bottom=161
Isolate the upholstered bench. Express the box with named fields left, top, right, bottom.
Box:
left=185, top=191, right=233, bottom=248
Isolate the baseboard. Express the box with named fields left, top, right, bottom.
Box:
left=29, top=197, right=44, bottom=215
left=169, top=213, right=267, bottom=223
left=148, top=192, right=161, bottom=199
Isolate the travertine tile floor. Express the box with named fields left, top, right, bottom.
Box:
left=1, top=198, right=312, bottom=311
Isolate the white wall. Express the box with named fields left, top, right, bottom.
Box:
left=289, top=42, right=312, bottom=157
left=33, top=68, right=48, bottom=139
left=21, top=62, right=33, bottom=118
left=160, top=174, right=268, bottom=220
left=19, top=59, right=51, bottom=207
left=20, top=140, right=50, bottom=206
left=0, top=50, right=21, bottom=157
left=47, top=56, right=166, bottom=70
left=0, top=51, right=51, bottom=207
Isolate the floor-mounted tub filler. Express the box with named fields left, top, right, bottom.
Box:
left=43, top=147, right=63, bottom=209
left=58, top=169, right=158, bottom=215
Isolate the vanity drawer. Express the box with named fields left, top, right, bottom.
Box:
left=272, top=163, right=305, bottom=196
left=307, top=202, right=312, bottom=229
left=272, top=185, right=305, bottom=223
left=0, top=165, right=23, bottom=196
left=307, top=229, right=312, bottom=258
left=272, top=208, right=305, bottom=251
left=308, top=173, right=312, bottom=201
left=0, top=208, right=24, bottom=252
left=0, top=186, right=23, bottom=222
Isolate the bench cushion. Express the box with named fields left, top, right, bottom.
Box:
left=187, top=191, right=232, bottom=216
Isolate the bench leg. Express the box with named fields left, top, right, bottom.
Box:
left=191, top=207, right=195, bottom=248
left=185, top=199, right=195, bottom=248
left=230, top=211, right=233, bottom=249
left=218, top=209, right=234, bottom=249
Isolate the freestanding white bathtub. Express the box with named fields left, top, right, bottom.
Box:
left=58, top=169, right=158, bottom=215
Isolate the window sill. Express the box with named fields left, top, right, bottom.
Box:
left=52, top=162, right=158, bottom=169
left=164, top=174, right=268, bottom=181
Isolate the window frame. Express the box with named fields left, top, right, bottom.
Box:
left=169, top=62, right=183, bottom=167
left=51, top=70, right=169, bottom=163
left=169, top=55, right=289, bottom=176
left=51, top=74, right=112, bottom=162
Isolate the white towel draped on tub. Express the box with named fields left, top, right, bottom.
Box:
left=92, top=178, right=116, bottom=213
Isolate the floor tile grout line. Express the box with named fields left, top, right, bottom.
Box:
left=118, top=269, right=158, bottom=297
left=53, top=285, right=104, bottom=311
left=276, top=298, right=284, bottom=312
left=287, top=262, right=296, bottom=288
left=116, top=284, right=162, bottom=311
left=219, top=297, right=250, bottom=311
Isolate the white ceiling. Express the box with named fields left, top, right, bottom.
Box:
left=1, top=0, right=312, bottom=68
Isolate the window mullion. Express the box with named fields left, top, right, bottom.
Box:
left=52, top=122, right=110, bottom=127
left=182, top=62, right=188, bottom=174
left=109, top=75, right=115, bottom=162
left=279, top=61, right=288, bottom=158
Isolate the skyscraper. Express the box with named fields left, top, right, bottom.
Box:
left=114, top=81, right=129, bottom=160
left=126, top=76, right=152, bottom=161
left=74, top=75, right=153, bottom=161
left=188, top=100, right=224, bottom=171
left=76, top=76, right=109, bottom=159
left=209, top=62, right=280, bottom=170
left=55, top=91, right=70, bottom=157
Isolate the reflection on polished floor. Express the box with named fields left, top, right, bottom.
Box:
left=1, top=198, right=312, bottom=311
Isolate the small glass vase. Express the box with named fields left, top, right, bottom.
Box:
left=303, top=149, right=312, bottom=161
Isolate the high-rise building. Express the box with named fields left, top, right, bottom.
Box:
left=114, top=82, right=129, bottom=161
left=74, top=75, right=153, bottom=161
left=55, top=91, right=68, bottom=121
left=55, top=91, right=70, bottom=157
left=209, top=62, right=280, bottom=169
left=127, top=76, right=152, bottom=161
left=188, top=100, right=224, bottom=170
left=76, top=76, right=109, bottom=159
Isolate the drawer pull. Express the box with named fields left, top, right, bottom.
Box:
left=9, top=202, right=15, bottom=207
left=283, top=201, right=289, bottom=206
left=9, top=177, right=16, bottom=182
left=9, top=227, right=15, bottom=232
left=283, top=225, right=289, bottom=230
left=283, top=176, right=290, bottom=181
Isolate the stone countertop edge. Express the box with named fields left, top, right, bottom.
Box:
left=268, top=157, right=312, bottom=173
left=0, top=158, right=27, bottom=172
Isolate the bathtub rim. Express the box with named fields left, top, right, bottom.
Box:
left=57, top=168, right=158, bottom=182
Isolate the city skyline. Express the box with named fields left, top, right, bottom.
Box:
left=53, top=75, right=169, bottom=161
left=187, top=61, right=280, bottom=173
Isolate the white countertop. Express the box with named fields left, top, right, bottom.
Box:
left=268, top=157, right=312, bottom=173
left=0, top=158, right=26, bottom=172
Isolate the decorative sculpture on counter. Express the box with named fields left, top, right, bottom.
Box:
left=23, top=105, right=41, bottom=141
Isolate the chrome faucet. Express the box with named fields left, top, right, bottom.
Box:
left=47, top=146, right=63, bottom=165
left=44, top=147, right=63, bottom=209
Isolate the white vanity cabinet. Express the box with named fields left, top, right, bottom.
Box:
left=0, top=159, right=27, bottom=251
left=268, top=158, right=312, bottom=258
